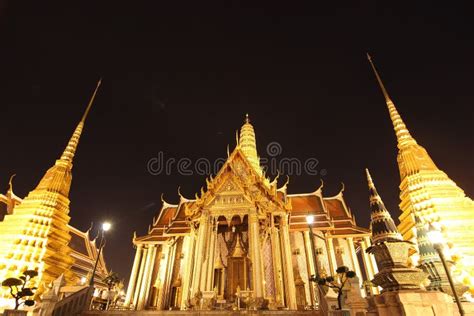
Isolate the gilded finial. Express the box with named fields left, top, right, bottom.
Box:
left=367, top=53, right=390, bottom=102
left=367, top=55, right=417, bottom=149
left=81, top=79, right=102, bottom=123
left=59, top=79, right=102, bottom=163
left=86, top=222, right=94, bottom=235
left=7, top=174, right=16, bottom=193
left=245, top=113, right=249, bottom=123
left=365, top=168, right=374, bottom=187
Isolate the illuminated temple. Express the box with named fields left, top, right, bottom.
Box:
left=125, top=58, right=474, bottom=311
left=124, top=116, right=379, bottom=310
left=0, top=82, right=108, bottom=306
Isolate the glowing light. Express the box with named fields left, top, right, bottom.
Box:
left=102, top=222, right=112, bottom=232
left=80, top=277, right=87, bottom=285
left=306, top=215, right=315, bottom=225
left=427, top=224, right=444, bottom=246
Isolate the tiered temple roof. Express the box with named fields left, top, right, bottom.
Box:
left=134, top=116, right=369, bottom=244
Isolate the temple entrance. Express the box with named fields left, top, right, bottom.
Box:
left=215, top=216, right=251, bottom=302
left=226, top=256, right=250, bottom=298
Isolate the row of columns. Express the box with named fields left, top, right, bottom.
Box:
left=301, top=231, right=377, bottom=307
left=124, top=216, right=377, bottom=311
left=124, top=244, right=158, bottom=309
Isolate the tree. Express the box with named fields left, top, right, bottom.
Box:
left=316, top=266, right=356, bottom=310
left=1, top=270, right=38, bottom=310
left=103, top=271, right=120, bottom=292
left=103, top=271, right=120, bottom=310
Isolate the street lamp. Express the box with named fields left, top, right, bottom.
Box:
left=90, top=222, right=111, bottom=287
left=427, top=223, right=465, bottom=316
left=306, top=214, right=321, bottom=309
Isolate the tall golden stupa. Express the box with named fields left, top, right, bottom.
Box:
left=0, top=81, right=102, bottom=298
left=367, top=55, right=474, bottom=279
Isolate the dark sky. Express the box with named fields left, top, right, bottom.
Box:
left=0, top=2, right=473, bottom=282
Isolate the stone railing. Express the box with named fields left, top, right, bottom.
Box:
left=51, top=286, right=93, bottom=316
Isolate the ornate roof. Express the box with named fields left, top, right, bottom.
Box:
left=134, top=116, right=369, bottom=244
left=288, top=184, right=369, bottom=235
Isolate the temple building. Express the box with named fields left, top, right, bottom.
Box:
left=368, top=55, right=474, bottom=288
left=125, top=116, right=378, bottom=311
left=0, top=81, right=108, bottom=308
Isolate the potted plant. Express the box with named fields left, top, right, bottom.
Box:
left=316, top=266, right=356, bottom=311
left=1, top=270, right=38, bottom=315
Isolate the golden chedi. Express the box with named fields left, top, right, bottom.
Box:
left=368, top=55, right=474, bottom=294
left=0, top=81, right=101, bottom=300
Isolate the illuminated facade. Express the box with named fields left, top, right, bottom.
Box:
left=0, top=81, right=108, bottom=306
left=125, top=116, right=378, bottom=310
left=368, top=55, right=474, bottom=290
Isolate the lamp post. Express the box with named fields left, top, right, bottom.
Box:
left=427, top=223, right=464, bottom=316
left=90, top=222, right=111, bottom=287
left=306, top=215, right=321, bottom=309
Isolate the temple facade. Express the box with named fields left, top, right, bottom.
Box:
left=125, top=116, right=378, bottom=311
left=368, top=55, right=474, bottom=290
left=0, top=81, right=108, bottom=308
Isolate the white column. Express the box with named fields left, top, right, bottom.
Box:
left=156, top=243, right=171, bottom=310
left=303, top=231, right=317, bottom=306
left=125, top=244, right=143, bottom=306
left=364, top=237, right=378, bottom=275
left=143, top=245, right=157, bottom=307
left=326, top=237, right=338, bottom=275
left=280, top=215, right=297, bottom=309
left=180, top=235, right=195, bottom=309
left=205, top=219, right=217, bottom=291
left=137, top=245, right=154, bottom=309
left=191, top=211, right=209, bottom=296
left=347, top=237, right=363, bottom=287
left=163, top=241, right=177, bottom=309
left=249, top=212, right=264, bottom=298
left=360, top=238, right=379, bottom=295
left=133, top=246, right=148, bottom=308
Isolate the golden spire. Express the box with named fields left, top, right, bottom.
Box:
left=59, top=79, right=101, bottom=164
left=367, top=54, right=417, bottom=149
left=239, top=114, right=261, bottom=173
left=0, top=81, right=101, bottom=295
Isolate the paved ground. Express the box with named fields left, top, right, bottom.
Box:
left=82, top=311, right=322, bottom=315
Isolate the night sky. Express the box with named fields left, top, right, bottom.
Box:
left=0, top=2, right=473, bottom=283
